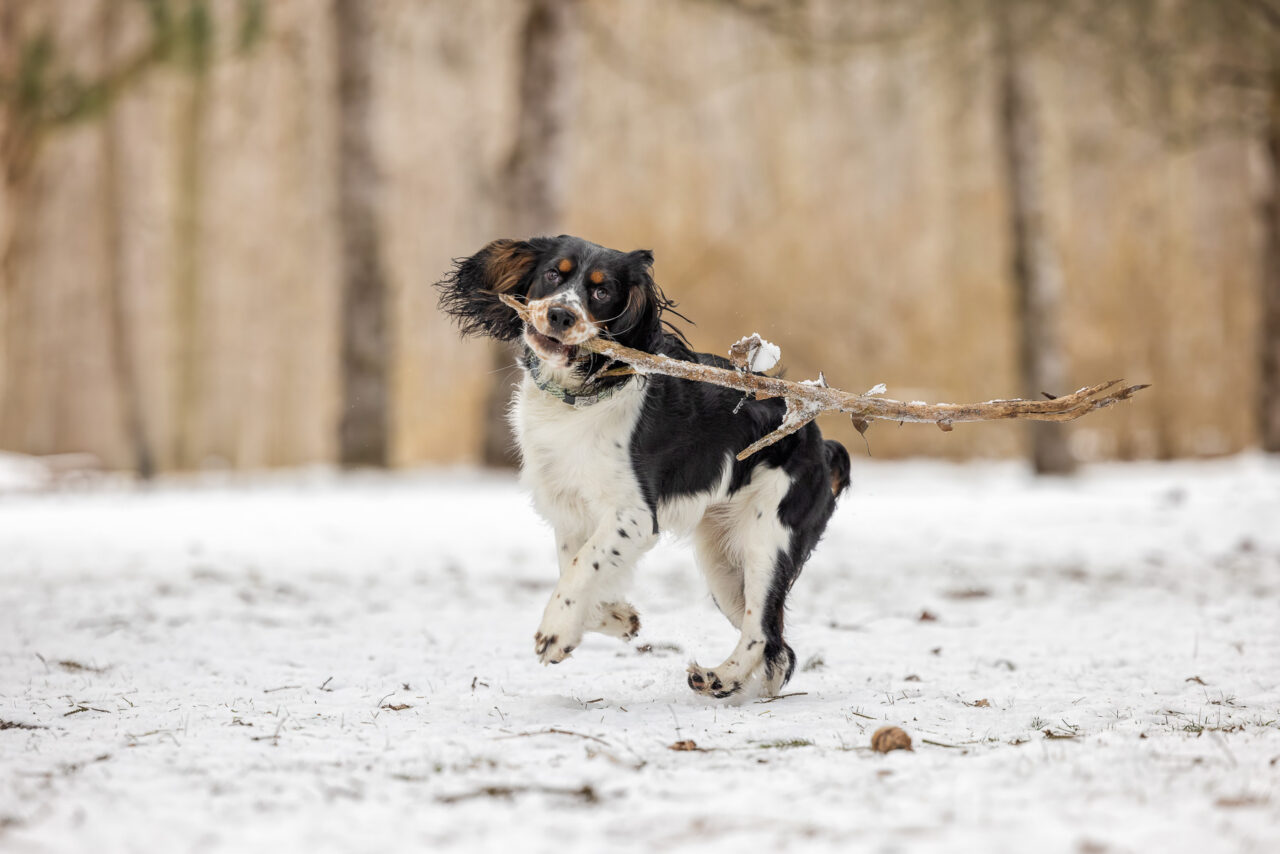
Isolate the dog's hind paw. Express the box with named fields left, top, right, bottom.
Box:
left=590, top=602, right=640, bottom=641
left=686, top=663, right=743, bottom=700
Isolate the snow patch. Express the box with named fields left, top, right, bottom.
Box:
left=0, top=452, right=50, bottom=492
left=730, top=334, right=782, bottom=372
left=1, top=457, right=1278, bottom=853
left=749, top=338, right=780, bottom=372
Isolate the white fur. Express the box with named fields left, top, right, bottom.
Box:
left=513, top=372, right=656, bottom=664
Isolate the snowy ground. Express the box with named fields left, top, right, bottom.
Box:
left=1, top=455, right=1279, bottom=853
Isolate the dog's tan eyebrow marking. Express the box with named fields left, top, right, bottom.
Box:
left=589, top=270, right=605, bottom=285
left=557, top=258, right=574, bottom=274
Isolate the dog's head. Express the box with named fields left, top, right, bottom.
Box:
left=437, top=235, right=674, bottom=370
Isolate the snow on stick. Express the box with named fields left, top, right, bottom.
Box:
left=498, top=294, right=1149, bottom=460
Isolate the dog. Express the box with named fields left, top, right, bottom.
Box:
left=437, top=235, right=850, bottom=698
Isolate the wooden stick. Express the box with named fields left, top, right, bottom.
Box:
left=499, top=294, right=1148, bottom=460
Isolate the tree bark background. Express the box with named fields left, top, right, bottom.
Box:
left=481, top=0, right=581, bottom=467
left=99, top=0, right=154, bottom=478
left=171, top=12, right=210, bottom=470
left=0, top=0, right=1263, bottom=471
left=0, top=1, right=39, bottom=452
left=995, top=10, right=1076, bottom=474
left=335, top=0, right=390, bottom=467
left=1262, top=73, right=1280, bottom=452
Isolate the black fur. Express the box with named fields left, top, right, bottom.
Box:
left=437, top=237, right=556, bottom=340
left=627, top=340, right=849, bottom=681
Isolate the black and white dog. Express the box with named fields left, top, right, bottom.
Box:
left=437, top=235, right=849, bottom=698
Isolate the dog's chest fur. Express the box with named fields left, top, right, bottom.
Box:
left=512, top=376, right=648, bottom=519
left=511, top=375, right=730, bottom=537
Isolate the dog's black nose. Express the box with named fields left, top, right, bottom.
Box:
left=547, top=305, right=576, bottom=335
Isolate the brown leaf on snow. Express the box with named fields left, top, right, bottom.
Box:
left=871, top=727, right=913, bottom=753
left=381, top=703, right=412, bottom=711
left=668, top=740, right=707, bottom=752
left=967, top=698, right=991, bottom=708
left=918, top=610, right=938, bottom=622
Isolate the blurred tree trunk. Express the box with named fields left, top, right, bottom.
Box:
left=0, top=2, right=41, bottom=451
left=995, top=10, right=1076, bottom=475
left=482, top=0, right=580, bottom=467
left=1262, top=72, right=1280, bottom=452
left=0, top=6, right=19, bottom=445
left=335, top=0, right=390, bottom=467
left=172, top=5, right=211, bottom=469
left=100, top=0, right=154, bottom=478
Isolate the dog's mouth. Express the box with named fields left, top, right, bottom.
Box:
left=524, top=327, right=579, bottom=364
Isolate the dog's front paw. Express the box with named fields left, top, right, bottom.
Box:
left=534, top=609, right=584, bottom=665
left=533, top=631, right=575, bottom=664
left=686, top=662, right=744, bottom=699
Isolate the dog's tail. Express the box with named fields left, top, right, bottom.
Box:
left=824, top=439, right=851, bottom=498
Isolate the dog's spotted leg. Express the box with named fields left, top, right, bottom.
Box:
left=686, top=552, right=776, bottom=699
left=534, top=507, right=655, bottom=664
left=688, top=468, right=795, bottom=698
left=556, top=519, right=642, bottom=641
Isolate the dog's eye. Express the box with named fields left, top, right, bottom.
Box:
left=544, top=269, right=561, bottom=284
left=591, top=286, right=610, bottom=302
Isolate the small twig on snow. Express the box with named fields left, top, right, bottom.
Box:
left=436, top=784, right=598, bottom=805
left=498, top=728, right=611, bottom=746
left=756, top=692, right=809, bottom=704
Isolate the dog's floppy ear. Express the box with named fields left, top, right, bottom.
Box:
left=436, top=237, right=553, bottom=340
left=613, top=249, right=668, bottom=350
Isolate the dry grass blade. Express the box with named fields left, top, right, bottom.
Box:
left=498, top=294, right=1148, bottom=459
left=920, top=738, right=965, bottom=749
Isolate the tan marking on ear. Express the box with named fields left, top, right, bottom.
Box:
left=589, top=270, right=605, bottom=285
left=620, top=283, right=648, bottom=325
left=558, top=258, right=574, bottom=274
left=485, top=239, right=538, bottom=293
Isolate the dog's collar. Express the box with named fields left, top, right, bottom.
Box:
left=524, top=350, right=629, bottom=409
